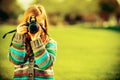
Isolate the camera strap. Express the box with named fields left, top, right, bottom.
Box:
left=2, top=29, right=16, bottom=39
left=2, top=25, right=48, bottom=39
left=41, top=26, right=48, bottom=35
left=2, top=26, right=48, bottom=38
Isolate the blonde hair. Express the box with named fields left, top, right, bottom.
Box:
left=22, top=5, right=48, bottom=43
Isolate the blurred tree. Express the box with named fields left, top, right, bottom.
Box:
left=0, top=0, right=23, bottom=23
left=33, top=0, right=99, bottom=14
left=98, top=0, right=119, bottom=21
left=33, top=0, right=99, bottom=25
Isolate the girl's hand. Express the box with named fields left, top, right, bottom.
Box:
left=28, top=24, right=42, bottom=41
left=17, top=23, right=28, bottom=34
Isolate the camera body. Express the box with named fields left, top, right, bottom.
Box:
left=25, top=16, right=38, bottom=34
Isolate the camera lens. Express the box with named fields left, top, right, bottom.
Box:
left=29, top=24, right=38, bottom=34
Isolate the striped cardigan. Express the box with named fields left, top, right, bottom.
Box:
left=9, top=33, right=57, bottom=80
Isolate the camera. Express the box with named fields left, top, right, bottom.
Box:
left=25, top=16, right=38, bottom=34
left=3, top=16, right=47, bottom=39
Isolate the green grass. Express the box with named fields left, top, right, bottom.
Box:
left=0, top=24, right=120, bottom=80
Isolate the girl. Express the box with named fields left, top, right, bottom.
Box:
left=9, top=5, right=57, bottom=80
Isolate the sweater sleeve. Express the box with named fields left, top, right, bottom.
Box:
left=9, top=33, right=27, bottom=65
left=30, top=38, right=57, bottom=70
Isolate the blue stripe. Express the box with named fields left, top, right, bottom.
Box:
left=35, top=51, right=48, bottom=64
left=10, top=47, right=26, bottom=57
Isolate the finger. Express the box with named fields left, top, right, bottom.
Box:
left=17, top=25, right=27, bottom=30
left=19, top=30, right=27, bottom=34
left=22, top=26, right=28, bottom=29
left=17, top=23, right=26, bottom=28
left=19, top=28, right=27, bottom=32
left=18, top=28, right=27, bottom=33
left=18, top=26, right=27, bottom=31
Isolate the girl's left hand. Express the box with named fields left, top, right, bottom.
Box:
left=28, top=24, right=42, bottom=41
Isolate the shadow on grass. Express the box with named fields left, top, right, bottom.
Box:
left=104, top=26, right=120, bottom=32
left=114, top=63, right=120, bottom=80
left=0, top=75, right=10, bottom=80
left=92, top=26, right=120, bottom=32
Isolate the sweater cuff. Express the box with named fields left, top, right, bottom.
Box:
left=12, top=33, right=25, bottom=45
left=30, top=38, right=43, bottom=49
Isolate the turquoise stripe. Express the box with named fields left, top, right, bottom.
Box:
left=14, top=77, right=54, bottom=80
left=10, top=47, right=26, bottom=57
left=10, top=53, right=24, bottom=63
left=39, top=57, right=51, bottom=69
left=46, top=43, right=56, bottom=47
left=35, top=51, right=48, bottom=64
left=35, top=77, right=54, bottom=80
left=14, top=77, right=29, bottom=80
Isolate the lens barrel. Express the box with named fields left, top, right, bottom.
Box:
left=29, top=22, right=38, bottom=34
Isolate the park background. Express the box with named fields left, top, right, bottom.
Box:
left=0, top=0, right=120, bottom=80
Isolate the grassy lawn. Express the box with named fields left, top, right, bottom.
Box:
left=0, top=24, right=120, bottom=80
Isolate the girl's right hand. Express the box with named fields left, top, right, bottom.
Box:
left=17, top=23, right=28, bottom=34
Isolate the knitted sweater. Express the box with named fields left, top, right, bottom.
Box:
left=9, top=33, right=57, bottom=80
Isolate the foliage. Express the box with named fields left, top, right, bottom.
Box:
left=0, top=0, right=23, bottom=21
left=33, top=0, right=99, bottom=14
left=98, top=0, right=119, bottom=14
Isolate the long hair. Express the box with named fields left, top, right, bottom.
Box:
left=22, top=5, right=48, bottom=43
left=22, top=5, right=49, bottom=61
